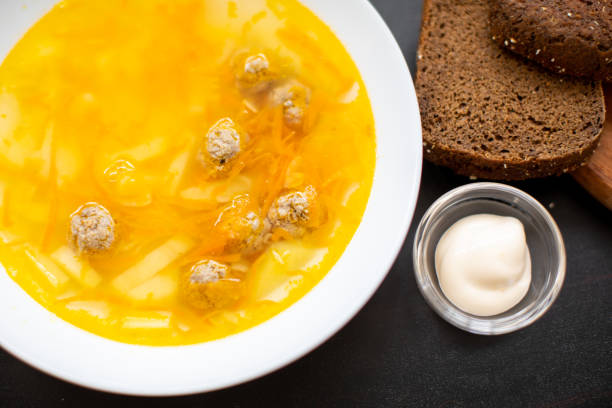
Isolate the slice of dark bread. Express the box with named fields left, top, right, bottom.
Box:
left=490, top=0, right=612, bottom=82
left=416, top=0, right=605, bottom=180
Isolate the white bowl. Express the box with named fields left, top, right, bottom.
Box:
left=0, top=0, right=422, bottom=396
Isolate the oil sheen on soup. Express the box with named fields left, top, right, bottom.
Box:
left=0, top=0, right=376, bottom=345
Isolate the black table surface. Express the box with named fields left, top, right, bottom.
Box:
left=2, top=1, right=611, bottom=407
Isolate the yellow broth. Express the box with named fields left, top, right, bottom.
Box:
left=0, top=0, right=376, bottom=345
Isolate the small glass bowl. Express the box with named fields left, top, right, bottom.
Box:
left=413, top=182, right=566, bottom=335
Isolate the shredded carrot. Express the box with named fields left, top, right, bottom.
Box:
left=183, top=236, right=228, bottom=263
left=213, top=253, right=242, bottom=263
left=261, top=155, right=292, bottom=214
left=271, top=105, right=284, bottom=150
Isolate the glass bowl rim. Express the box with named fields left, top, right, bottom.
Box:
left=412, top=182, right=566, bottom=335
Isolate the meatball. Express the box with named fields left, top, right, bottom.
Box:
left=266, top=185, right=320, bottom=238
left=69, top=202, right=115, bottom=254
left=271, top=81, right=311, bottom=130
left=181, top=260, right=243, bottom=311
left=234, top=53, right=276, bottom=93
left=215, top=195, right=265, bottom=253
left=198, top=118, right=247, bottom=176
left=189, top=259, right=228, bottom=283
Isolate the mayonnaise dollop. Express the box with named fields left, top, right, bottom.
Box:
left=435, top=214, right=531, bottom=316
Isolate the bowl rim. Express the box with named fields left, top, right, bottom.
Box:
left=0, top=0, right=423, bottom=396
left=412, top=182, right=566, bottom=335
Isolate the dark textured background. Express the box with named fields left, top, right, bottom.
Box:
left=1, top=0, right=611, bottom=407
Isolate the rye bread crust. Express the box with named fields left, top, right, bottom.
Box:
left=416, top=0, right=605, bottom=180
left=490, top=0, right=612, bottom=82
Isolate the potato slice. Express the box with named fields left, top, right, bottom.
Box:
left=38, top=123, right=54, bottom=179
left=50, top=246, right=102, bottom=288
left=122, top=311, right=172, bottom=329
left=251, top=248, right=301, bottom=302
left=0, top=182, right=6, bottom=228
left=208, top=310, right=243, bottom=326
left=338, top=81, right=360, bottom=104
left=251, top=242, right=327, bottom=302
left=261, top=276, right=303, bottom=303
left=127, top=274, right=177, bottom=302
left=24, top=247, right=70, bottom=289
left=180, top=175, right=251, bottom=204
left=113, top=137, right=165, bottom=162
left=0, top=139, right=28, bottom=169
left=341, top=182, right=361, bottom=207
left=0, top=93, right=27, bottom=168
left=0, top=181, right=6, bottom=208
left=0, top=230, right=19, bottom=244
left=56, top=289, right=81, bottom=301
left=270, top=241, right=328, bottom=272
left=55, top=146, right=80, bottom=187
left=165, top=150, right=191, bottom=195
left=65, top=300, right=110, bottom=319
left=0, top=93, right=19, bottom=134
left=112, top=236, right=193, bottom=292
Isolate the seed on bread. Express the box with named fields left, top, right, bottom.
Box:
left=416, top=0, right=605, bottom=180
left=490, top=0, right=612, bottom=82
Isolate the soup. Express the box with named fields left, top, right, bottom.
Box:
left=0, top=0, right=375, bottom=345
